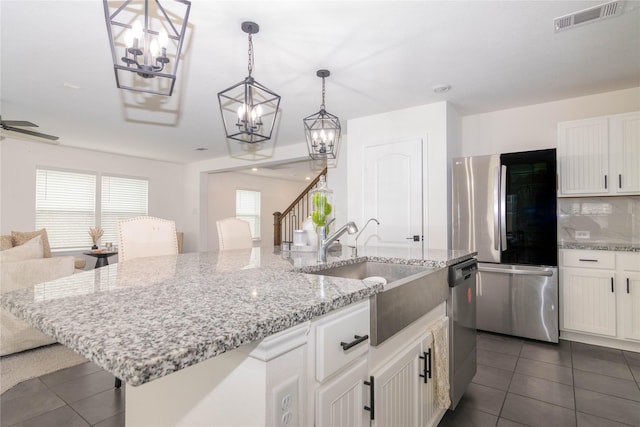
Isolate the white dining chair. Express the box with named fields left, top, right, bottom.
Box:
left=117, top=216, right=179, bottom=262
left=216, top=217, right=253, bottom=250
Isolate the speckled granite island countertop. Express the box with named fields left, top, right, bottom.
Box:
left=1, top=246, right=474, bottom=387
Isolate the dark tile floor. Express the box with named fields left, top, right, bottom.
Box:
left=439, top=332, right=640, bottom=427
left=2, top=331, right=640, bottom=426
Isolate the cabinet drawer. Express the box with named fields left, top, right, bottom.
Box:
left=561, top=250, right=615, bottom=269
left=316, top=300, right=370, bottom=382
left=618, top=253, right=640, bottom=271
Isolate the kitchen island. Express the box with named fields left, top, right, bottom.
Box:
left=1, top=245, right=474, bottom=426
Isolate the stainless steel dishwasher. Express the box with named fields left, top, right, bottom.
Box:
left=447, top=257, right=478, bottom=410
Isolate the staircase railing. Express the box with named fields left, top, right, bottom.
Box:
left=273, top=167, right=327, bottom=246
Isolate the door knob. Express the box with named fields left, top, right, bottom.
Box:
left=406, top=235, right=420, bottom=242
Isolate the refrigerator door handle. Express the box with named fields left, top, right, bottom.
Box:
left=500, top=165, right=507, bottom=251
left=493, top=166, right=501, bottom=251
left=479, top=266, right=554, bottom=277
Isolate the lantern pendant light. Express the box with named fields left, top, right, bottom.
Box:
left=217, top=21, right=281, bottom=144
left=103, top=0, right=191, bottom=96
left=303, top=69, right=342, bottom=160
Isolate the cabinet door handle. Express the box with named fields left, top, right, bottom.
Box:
left=604, top=175, right=608, bottom=189
left=611, top=277, right=614, bottom=293
left=364, top=376, right=375, bottom=421
left=628, top=278, right=630, bottom=294
left=619, top=174, right=622, bottom=189
left=340, top=334, right=368, bottom=351
left=419, top=348, right=432, bottom=384
left=578, top=259, right=598, bottom=262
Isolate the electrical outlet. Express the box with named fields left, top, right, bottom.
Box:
left=273, top=377, right=298, bottom=427
left=575, top=230, right=590, bottom=239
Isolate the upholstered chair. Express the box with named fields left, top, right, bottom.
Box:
left=216, top=218, right=253, bottom=250
left=116, top=216, right=179, bottom=262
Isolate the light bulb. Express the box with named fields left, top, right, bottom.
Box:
left=251, top=108, right=257, bottom=122
left=312, top=131, right=319, bottom=141
left=320, top=129, right=327, bottom=141
left=255, top=105, right=263, bottom=118
left=124, top=31, right=134, bottom=48
left=328, top=131, right=335, bottom=141
left=237, top=104, right=246, bottom=119
left=158, top=28, right=168, bottom=48
left=150, top=39, right=160, bottom=57
left=132, top=21, right=143, bottom=41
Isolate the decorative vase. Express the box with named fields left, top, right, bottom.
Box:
left=310, top=175, right=333, bottom=258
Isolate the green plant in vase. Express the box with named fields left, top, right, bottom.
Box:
left=312, top=192, right=332, bottom=232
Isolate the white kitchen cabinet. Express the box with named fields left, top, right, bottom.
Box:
left=368, top=307, right=447, bottom=427
left=316, top=358, right=369, bottom=427
left=619, top=253, right=640, bottom=342
left=560, top=249, right=640, bottom=352
left=557, top=112, right=640, bottom=197
left=311, top=300, right=370, bottom=427
left=610, top=112, right=640, bottom=194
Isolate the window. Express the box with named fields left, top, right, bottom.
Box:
left=36, top=169, right=96, bottom=249
left=36, top=168, right=148, bottom=250
left=101, top=175, right=149, bottom=244
left=236, top=189, right=260, bottom=240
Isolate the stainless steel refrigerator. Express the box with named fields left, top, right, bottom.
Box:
left=451, top=149, right=559, bottom=342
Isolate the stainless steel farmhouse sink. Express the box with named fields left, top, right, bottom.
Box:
left=310, top=261, right=449, bottom=345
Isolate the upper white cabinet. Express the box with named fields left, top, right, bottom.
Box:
left=557, top=112, right=640, bottom=197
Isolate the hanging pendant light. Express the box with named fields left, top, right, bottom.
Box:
left=218, top=21, right=281, bottom=145
left=103, top=0, right=191, bottom=96
left=303, top=69, right=342, bottom=160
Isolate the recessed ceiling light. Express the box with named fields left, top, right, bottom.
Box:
left=432, top=84, right=452, bottom=94
left=305, top=176, right=311, bottom=181
left=251, top=168, right=258, bottom=172
left=194, top=147, right=208, bottom=151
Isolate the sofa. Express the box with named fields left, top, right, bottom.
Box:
left=0, top=231, right=76, bottom=356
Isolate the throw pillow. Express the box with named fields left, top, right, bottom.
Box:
left=11, top=229, right=51, bottom=258
left=0, top=235, right=44, bottom=262
left=0, top=235, right=12, bottom=251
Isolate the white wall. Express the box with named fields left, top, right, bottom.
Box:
left=346, top=101, right=451, bottom=250
left=0, top=138, right=186, bottom=242
left=207, top=172, right=308, bottom=250
left=461, top=87, right=640, bottom=157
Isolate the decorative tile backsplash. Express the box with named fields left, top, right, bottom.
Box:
left=558, top=196, right=640, bottom=245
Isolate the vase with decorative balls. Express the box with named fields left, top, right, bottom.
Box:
left=310, top=175, right=333, bottom=261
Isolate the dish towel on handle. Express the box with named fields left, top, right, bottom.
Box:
left=429, top=317, right=451, bottom=409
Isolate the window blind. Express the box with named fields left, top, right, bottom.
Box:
left=236, top=189, right=261, bottom=239
left=101, top=175, right=149, bottom=244
left=36, top=169, right=96, bottom=249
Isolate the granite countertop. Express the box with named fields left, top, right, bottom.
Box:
left=558, top=242, right=640, bottom=252
left=1, top=245, right=475, bottom=387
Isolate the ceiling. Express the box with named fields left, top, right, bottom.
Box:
left=1, top=1, right=639, bottom=170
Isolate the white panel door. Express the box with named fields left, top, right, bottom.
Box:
left=557, top=118, right=609, bottom=196
left=363, top=138, right=424, bottom=249
left=561, top=267, right=617, bottom=336
left=610, top=112, right=640, bottom=194
left=621, top=272, right=640, bottom=341
left=316, top=358, right=369, bottom=427
left=371, top=340, right=421, bottom=427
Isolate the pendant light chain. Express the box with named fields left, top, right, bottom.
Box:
left=247, top=33, right=254, bottom=77
left=321, top=75, right=326, bottom=110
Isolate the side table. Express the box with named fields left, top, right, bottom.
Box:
left=83, top=251, right=118, bottom=269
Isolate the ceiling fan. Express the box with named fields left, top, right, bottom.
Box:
left=0, top=117, right=59, bottom=142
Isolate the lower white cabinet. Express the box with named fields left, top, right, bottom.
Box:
left=370, top=332, right=439, bottom=427
left=619, top=253, right=640, bottom=341
left=316, top=358, right=369, bottom=427
left=309, top=300, right=448, bottom=427
left=560, top=249, right=640, bottom=351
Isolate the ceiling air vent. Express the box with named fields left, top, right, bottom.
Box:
left=554, top=0, right=625, bottom=32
